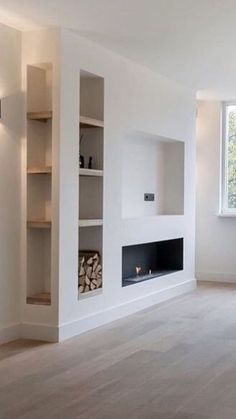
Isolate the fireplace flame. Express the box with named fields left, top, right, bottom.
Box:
left=136, top=266, right=141, bottom=275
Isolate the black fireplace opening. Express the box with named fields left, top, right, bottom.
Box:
left=122, top=238, right=183, bottom=287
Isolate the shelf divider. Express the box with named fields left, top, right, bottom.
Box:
left=79, top=168, right=103, bottom=177
left=27, top=166, right=52, bottom=175
left=79, top=219, right=103, bottom=227
left=79, top=115, right=104, bottom=128
left=27, top=220, right=51, bottom=229
left=27, top=111, right=52, bottom=122
left=27, top=292, right=51, bottom=305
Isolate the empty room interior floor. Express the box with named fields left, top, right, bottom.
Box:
left=1, top=282, right=236, bottom=419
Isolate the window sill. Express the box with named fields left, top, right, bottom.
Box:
left=217, top=212, right=236, bottom=218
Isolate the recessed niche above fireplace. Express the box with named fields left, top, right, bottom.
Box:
left=122, top=238, right=183, bottom=287
left=122, top=130, right=184, bottom=218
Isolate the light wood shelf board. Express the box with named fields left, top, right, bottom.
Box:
left=27, top=292, right=51, bottom=305
left=27, top=111, right=52, bottom=122
left=79, top=168, right=103, bottom=177
left=79, top=288, right=102, bottom=300
left=79, top=219, right=103, bottom=227
left=27, top=166, right=52, bottom=174
left=27, top=220, right=51, bottom=229
left=79, top=115, right=104, bottom=128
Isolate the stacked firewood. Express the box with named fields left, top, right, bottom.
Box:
left=79, top=251, right=102, bottom=293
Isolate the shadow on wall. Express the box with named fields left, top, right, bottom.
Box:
left=0, top=93, right=24, bottom=137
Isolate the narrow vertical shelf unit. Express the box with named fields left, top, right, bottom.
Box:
left=79, top=70, right=104, bottom=298
left=26, top=63, right=53, bottom=305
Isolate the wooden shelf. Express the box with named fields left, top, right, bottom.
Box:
left=79, top=219, right=103, bottom=227
left=79, top=115, right=104, bottom=128
left=79, top=288, right=102, bottom=300
left=79, top=168, right=103, bottom=177
left=27, top=220, right=51, bottom=229
left=27, top=292, right=51, bottom=305
left=27, top=111, right=52, bottom=122
left=27, top=166, right=52, bottom=175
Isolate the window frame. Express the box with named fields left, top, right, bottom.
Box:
left=220, top=101, right=236, bottom=215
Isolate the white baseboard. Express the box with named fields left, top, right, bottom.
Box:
left=0, top=323, right=21, bottom=345
left=21, top=322, right=58, bottom=342
left=196, top=272, right=236, bottom=283
left=58, top=279, right=196, bottom=342
left=4, top=280, right=195, bottom=344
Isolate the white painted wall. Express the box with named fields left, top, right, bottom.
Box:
left=0, top=28, right=195, bottom=340
left=58, top=29, right=196, bottom=341
left=196, top=101, right=236, bottom=282
left=0, top=23, right=22, bottom=343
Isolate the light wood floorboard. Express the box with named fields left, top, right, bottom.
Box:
left=1, top=282, right=236, bottom=418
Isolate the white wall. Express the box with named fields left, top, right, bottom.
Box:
left=196, top=101, right=236, bottom=282
left=58, top=30, right=196, bottom=341
left=0, top=23, right=198, bottom=343
left=0, top=23, right=22, bottom=343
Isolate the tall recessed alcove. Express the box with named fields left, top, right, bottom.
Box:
left=78, top=70, right=104, bottom=298
left=26, top=63, right=53, bottom=305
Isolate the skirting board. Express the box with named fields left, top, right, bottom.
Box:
left=21, top=323, right=59, bottom=343
left=58, top=278, right=196, bottom=342
left=0, top=323, right=21, bottom=345
left=196, top=272, right=236, bottom=283
left=14, top=279, right=195, bottom=343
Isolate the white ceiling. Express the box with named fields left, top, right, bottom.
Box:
left=1, top=0, right=236, bottom=98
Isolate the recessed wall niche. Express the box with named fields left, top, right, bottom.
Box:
left=78, top=70, right=104, bottom=298
left=26, top=63, right=53, bottom=306
left=122, top=130, right=185, bottom=218
left=122, top=238, right=184, bottom=287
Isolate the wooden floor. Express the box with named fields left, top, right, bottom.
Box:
left=1, top=282, right=236, bottom=418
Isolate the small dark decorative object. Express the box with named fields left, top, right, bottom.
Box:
left=88, top=156, right=93, bottom=169
left=79, top=134, right=84, bottom=168
left=80, top=155, right=84, bottom=168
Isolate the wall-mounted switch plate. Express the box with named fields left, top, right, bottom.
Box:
left=144, top=193, right=155, bottom=202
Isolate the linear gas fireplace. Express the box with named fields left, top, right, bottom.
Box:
left=122, top=238, right=183, bottom=287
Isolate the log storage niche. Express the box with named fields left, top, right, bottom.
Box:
left=26, top=63, right=53, bottom=305
left=79, top=251, right=102, bottom=294
left=79, top=70, right=104, bottom=298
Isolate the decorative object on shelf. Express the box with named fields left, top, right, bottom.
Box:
left=136, top=266, right=142, bottom=275
left=80, top=155, right=84, bottom=168
left=88, top=156, right=93, bottom=169
left=79, top=134, right=85, bottom=168
left=79, top=251, right=102, bottom=293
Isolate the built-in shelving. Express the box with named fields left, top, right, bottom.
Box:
left=79, top=115, right=104, bottom=128
left=78, top=70, right=104, bottom=298
left=26, top=63, right=53, bottom=305
left=27, top=111, right=52, bottom=122
left=26, top=292, right=51, bottom=305
left=79, top=168, right=103, bottom=177
left=79, top=219, right=103, bottom=227
left=27, top=166, right=52, bottom=174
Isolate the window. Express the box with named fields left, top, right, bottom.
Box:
left=221, top=102, right=236, bottom=213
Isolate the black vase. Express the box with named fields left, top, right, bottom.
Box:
left=80, top=155, right=84, bottom=168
